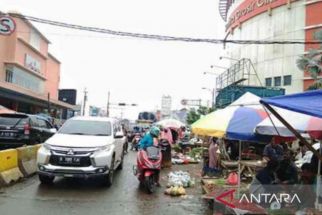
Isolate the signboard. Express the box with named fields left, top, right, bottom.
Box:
left=25, top=54, right=41, bottom=73
left=0, top=16, right=16, bottom=35
left=181, top=99, right=201, bottom=107
left=226, top=0, right=291, bottom=32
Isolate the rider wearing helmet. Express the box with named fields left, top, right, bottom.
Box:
left=138, top=126, right=160, bottom=150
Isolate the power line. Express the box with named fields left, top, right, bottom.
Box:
left=9, top=13, right=322, bottom=45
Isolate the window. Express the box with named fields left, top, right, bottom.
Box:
left=5, top=69, right=13, bottom=83
left=265, top=78, right=272, bottom=87
left=58, top=120, right=112, bottom=136
left=274, top=76, right=281, bottom=87
left=37, top=119, right=47, bottom=128
left=30, top=30, right=40, bottom=50
left=9, top=66, right=44, bottom=93
left=283, top=75, right=292, bottom=86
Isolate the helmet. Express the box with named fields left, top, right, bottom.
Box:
left=150, top=126, right=160, bottom=137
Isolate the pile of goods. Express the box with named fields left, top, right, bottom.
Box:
left=189, top=147, right=206, bottom=160
left=164, top=186, right=186, bottom=196
left=171, top=150, right=202, bottom=165
left=202, top=178, right=226, bottom=193
left=164, top=171, right=195, bottom=197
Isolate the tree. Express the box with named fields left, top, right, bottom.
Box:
left=186, top=106, right=216, bottom=125
left=297, top=30, right=322, bottom=90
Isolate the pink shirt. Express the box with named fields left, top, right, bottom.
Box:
left=160, top=128, right=173, bottom=144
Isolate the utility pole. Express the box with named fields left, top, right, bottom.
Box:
left=107, top=91, right=110, bottom=117
left=82, top=88, right=88, bottom=116
left=212, top=88, right=215, bottom=108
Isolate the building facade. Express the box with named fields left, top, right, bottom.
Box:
left=161, top=95, right=172, bottom=118
left=220, top=0, right=322, bottom=94
left=0, top=13, right=73, bottom=117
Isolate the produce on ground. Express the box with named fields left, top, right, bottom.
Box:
left=164, top=186, right=186, bottom=196
left=167, top=171, right=195, bottom=188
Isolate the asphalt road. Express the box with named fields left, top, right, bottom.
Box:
left=0, top=150, right=212, bottom=215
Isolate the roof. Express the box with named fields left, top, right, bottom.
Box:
left=48, top=53, right=61, bottom=64
left=260, top=90, right=322, bottom=118
left=8, top=12, right=51, bottom=44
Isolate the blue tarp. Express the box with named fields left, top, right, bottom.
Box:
left=260, top=90, right=322, bottom=119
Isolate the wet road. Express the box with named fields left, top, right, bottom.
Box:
left=0, top=150, right=212, bottom=215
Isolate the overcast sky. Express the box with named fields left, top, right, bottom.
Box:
left=2, top=0, right=227, bottom=119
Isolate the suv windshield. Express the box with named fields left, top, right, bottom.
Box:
left=58, top=120, right=112, bottom=136
left=0, top=114, right=29, bottom=128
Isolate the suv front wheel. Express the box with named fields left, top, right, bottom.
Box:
left=103, top=157, right=115, bottom=187
left=39, top=174, right=55, bottom=184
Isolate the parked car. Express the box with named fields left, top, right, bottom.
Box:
left=37, top=116, right=125, bottom=186
left=0, top=113, right=56, bottom=148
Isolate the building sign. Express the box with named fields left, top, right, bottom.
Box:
left=226, top=0, right=291, bottom=32
left=0, top=16, right=16, bottom=35
left=181, top=99, right=201, bottom=107
left=25, top=54, right=41, bottom=73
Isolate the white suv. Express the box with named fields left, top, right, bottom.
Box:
left=37, top=116, right=125, bottom=186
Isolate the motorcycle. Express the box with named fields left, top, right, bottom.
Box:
left=131, top=133, right=141, bottom=151
left=133, top=145, right=164, bottom=194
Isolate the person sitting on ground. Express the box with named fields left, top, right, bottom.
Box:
left=256, top=160, right=279, bottom=185
left=249, top=160, right=280, bottom=199
left=295, top=144, right=313, bottom=168
left=263, top=137, right=284, bottom=162
left=295, top=163, right=317, bottom=209
left=276, top=150, right=298, bottom=184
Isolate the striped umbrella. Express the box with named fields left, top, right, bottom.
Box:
left=256, top=107, right=322, bottom=140
left=191, top=92, right=269, bottom=142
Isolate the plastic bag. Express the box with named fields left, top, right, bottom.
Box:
left=226, top=172, right=239, bottom=185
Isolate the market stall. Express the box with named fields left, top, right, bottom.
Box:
left=260, top=90, right=322, bottom=212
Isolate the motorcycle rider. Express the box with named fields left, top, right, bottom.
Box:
left=138, top=126, right=161, bottom=186
left=139, top=126, right=160, bottom=150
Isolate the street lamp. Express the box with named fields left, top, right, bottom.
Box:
left=219, top=56, right=240, bottom=61
left=202, top=87, right=215, bottom=108
left=210, top=65, right=228, bottom=70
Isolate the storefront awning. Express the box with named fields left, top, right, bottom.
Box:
left=0, top=82, right=74, bottom=109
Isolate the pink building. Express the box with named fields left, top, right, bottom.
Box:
left=0, top=12, right=73, bottom=116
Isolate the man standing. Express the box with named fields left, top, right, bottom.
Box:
left=263, top=137, right=284, bottom=162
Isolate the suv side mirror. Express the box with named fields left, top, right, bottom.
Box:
left=49, top=128, right=57, bottom=133
left=114, top=131, right=124, bottom=139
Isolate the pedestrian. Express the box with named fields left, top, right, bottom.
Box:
left=208, top=137, right=219, bottom=169
left=263, top=137, right=284, bottom=162
left=160, top=127, right=173, bottom=168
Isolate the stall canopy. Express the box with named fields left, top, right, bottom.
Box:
left=260, top=90, right=322, bottom=118
left=192, top=92, right=270, bottom=142
left=256, top=107, right=322, bottom=139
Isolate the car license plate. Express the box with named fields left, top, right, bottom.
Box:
left=58, top=156, right=81, bottom=165
left=0, top=131, right=15, bottom=137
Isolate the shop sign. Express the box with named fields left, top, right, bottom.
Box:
left=226, top=0, right=289, bottom=32
left=0, top=16, right=16, bottom=35
left=25, top=54, right=41, bottom=73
